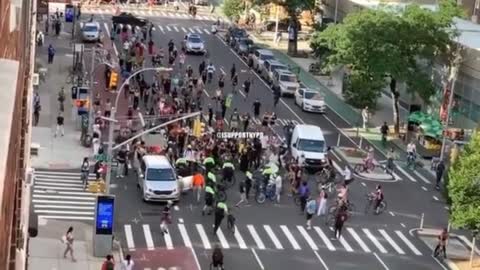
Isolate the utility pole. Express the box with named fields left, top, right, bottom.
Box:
left=88, top=46, right=96, bottom=135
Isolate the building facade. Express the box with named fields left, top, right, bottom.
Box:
left=0, top=0, right=36, bottom=269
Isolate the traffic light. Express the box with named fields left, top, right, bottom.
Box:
left=75, top=99, right=89, bottom=108
left=109, top=71, right=118, bottom=90
left=192, top=119, right=205, bottom=137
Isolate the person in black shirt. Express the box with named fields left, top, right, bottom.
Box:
left=273, top=85, right=281, bottom=108
left=230, top=64, right=236, bottom=80
left=116, top=146, right=128, bottom=178
left=253, top=99, right=261, bottom=118
left=55, top=112, right=64, bottom=137
left=380, top=122, right=389, bottom=147
left=218, top=74, right=225, bottom=89
left=235, top=180, right=248, bottom=207
left=208, top=104, right=214, bottom=127
left=243, top=78, right=251, bottom=100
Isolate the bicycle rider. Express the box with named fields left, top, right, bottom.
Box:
left=81, top=157, right=90, bottom=189
left=342, top=166, right=353, bottom=184
left=370, top=185, right=384, bottom=215
left=212, top=245, right=224, bottom=270
left=406, top=141, right=417, bottom=168
left=337, top=183, right=349, bottom=206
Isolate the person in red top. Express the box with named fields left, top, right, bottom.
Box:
left=101, top=254, right=114, bottom=270
left=192, top=171, right=205, bottom=203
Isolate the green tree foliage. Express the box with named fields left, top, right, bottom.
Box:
left=311, top=1, right=462, bottom=132
left=223, top=0, right=244, bottom=20
left=343, top=71, right=383, bottom=109
left=448, top=132, right=480, bottom=230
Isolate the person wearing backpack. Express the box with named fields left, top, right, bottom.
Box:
left=101, top=254, right=115, bottom=270
left=305, top=197, right=317, bottom=230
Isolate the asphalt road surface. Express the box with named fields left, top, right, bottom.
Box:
left=74, top=11, right=452, bottom=270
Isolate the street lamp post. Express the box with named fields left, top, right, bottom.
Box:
left=334, top=0, right=339, bottom=24
left=104, top=67, right=172, bottom=194
left=89, top=61, right=115, bottom=134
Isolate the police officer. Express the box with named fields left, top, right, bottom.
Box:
left=213, top=201, right=228, bottom=235
left=206, top=171, right=217, bottom=187
left=222, top=161, right=235, bottom=185
left=202, top=185, right=215, bottom=215
left=203, top=156, right=215, bottom=172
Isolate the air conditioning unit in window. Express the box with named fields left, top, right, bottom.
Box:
left=32, top=73, right=39, bottom=86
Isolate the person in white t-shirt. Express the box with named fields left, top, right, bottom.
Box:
left=121, top=254, right=134, bottom=270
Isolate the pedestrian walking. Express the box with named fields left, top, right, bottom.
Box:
left=213, top=201, right=228, bottom=235
left=316, top=187, right=328, bottom=216
left=192, top=171, right=205, bottom=203
left=61, top=226, right=76, bottom=262
left=242, top=78, right=251, bottom=100
left=332, top=207, right=347, bottom=240
left=160, top=201, right=172, bottom=235
left=230, top=63, right=236, bottom=80
left=116, top=146, right=127, bottom=178
left=305, top=197, right=317, bottom=230
left=101, top=255, right=115, bottom=270
left=121, top=254, right=135, bottom=270
left=273, top=85, right=281, bottom=108
left=253, top=99, right=261, bottom=118
left=274, top=173, right=282, bottom=203
left=33, top=101, right=41, bottom=126
left=361, top=106, right=369, bottom=129
left=245, top=171, right=252, bottom=199
left=55, top=112, right=65, bottom=137
left=433, top=228, right=448, bottom=258
left=202, top=185, right=215, bottom=215
left=235, top=180, right=248, bottom=207
left=435, top=160, right=446, bottom=190
left=47, top=44, right=55, bottom=64
left=298, top=181, right=310, bottom=213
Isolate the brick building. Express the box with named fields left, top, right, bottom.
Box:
left=0, top=0, right=36, bottom=269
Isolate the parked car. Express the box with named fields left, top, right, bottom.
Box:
left=252, top=49, right=275, bottom=72
left=260, top=60, right=289, bottom=84
left=234, top=38, right=254, bottom=56
left=185, top=33, right=205, bottom=54
left=112, top=12, right=148, bottom=27
left=263, top=18, right=302, bottom=32
left=294, top=84, right=327, bottom=113
left=81, top=21, right=101, bottom=42
left=226, top=27, right=248, bottom=47
left=272, top=70, right=300, bottom=96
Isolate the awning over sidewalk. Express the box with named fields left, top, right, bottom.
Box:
left=408, top=111, right=444, bottom=139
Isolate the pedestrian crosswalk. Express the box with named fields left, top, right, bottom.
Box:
left=119, top=223, right=426, bottom=256
left=99, top=21, right=213, bottom=37
left=32, top=170, right=98, bottom=221
left=83, top=6, right=218, bottom=21
left=201, top=114, right=300, bottom=129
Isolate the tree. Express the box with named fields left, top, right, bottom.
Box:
left=448, top=132, right=480, bottom=230
left=223, top=0, right=245, bottom=21
left=311, top=1, right=462, bottom=133
left=254, top=0, right=315, bottom=55
left=343, top=71, right=384, bottom=110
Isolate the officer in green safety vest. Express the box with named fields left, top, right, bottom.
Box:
left=202, top=185, right=215, bottom=215
left=176, top=157, right=189, bottom=177
left=206, top=171, right=217, bottom=187
left=203, top=156, right=215, bottom=172
left=222, top=161, right=235, bottom=184
left=213, top=201, right=228, bottom=234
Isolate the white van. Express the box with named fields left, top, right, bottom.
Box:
left=290, top=125, right=327, bottom=168
left=137, top=155, right=180, bottom=202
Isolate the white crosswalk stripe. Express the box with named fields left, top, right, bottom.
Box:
left=188, top=27, right=195, bottom=33
left=181, top=27, right=187, bottom=33
left=166, top=26, right=172, bottom=31
left=173, top=26, right=179, bottom=32
left=158, top=25, right=164, bottom=33
left=32, top=170, right=97, bottom=221
left=119, top=224, right=425, bottom=256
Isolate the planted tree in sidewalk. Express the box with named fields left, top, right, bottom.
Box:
left=223, top=0, right=245, bottom=21
left=343, top=71, right=384, bottom=109
left=310, top=0, right=462, bottom=133
left=447, top=132, right=480, bottom=230
left=254, top=0, right=315, bottom=55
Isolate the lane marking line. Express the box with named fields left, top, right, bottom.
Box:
left=378, top=229, right=405, bottom=255
left=433, top=196, right=439, bottom=201
left=363, top=229, right=387, bottom=254
left=280, top=225, right=301, bottom=250
left=422, top=186, right=428, bottom=191
left=339, top=235, right=354, bottom=252
left=162, top=225, right=174, bottom=249
left=347, top=228, right=371, bottom=252
left=414, top=170, right=431, bottom=184
left=247, top=225, right=266, bottom=250
left=314, top=226, right=335, bottom=251
left=216, top=228, right=230, bottom=249
left=389, top=211, right=395, bottom=216
left=314, top=250, right=330, bottom=270
left=396, top=166, right=417, bottom=182
left=124, top=224, right=136, bottom=251
left=400, top=223, right=406, bottom=228
left=432, top=255, right=450, bottom=270
left=178, top=224, right=192, bottom=248
left=234, top=226, right=248, bottom=249
left=196, top=224, right=212, bottom=249
left=374, top=252, right=390, bottom=270
left=297, top=226, right=318, bottom=250
left=142, top=224, right=155, bottom=250
left=395, top=230, right=422, bottom=255
left=251, top=248, right=265, bottom=270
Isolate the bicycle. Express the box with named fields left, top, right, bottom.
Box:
left=353, top=160, right=375, bottom=174
left=406, top=153, right=416, bottom=169
left=255, top=182, right=276, bottom=204
left=364, top=194, right=387, bottom=215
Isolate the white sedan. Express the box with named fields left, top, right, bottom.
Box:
left=294, top=86, right=327, bottom=113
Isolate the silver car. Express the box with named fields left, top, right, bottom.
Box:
left=261, top=60, right=289, bottom=84
left=185, top=33, right=205, bottom=55
left=81, top=22, right=101, bottom=42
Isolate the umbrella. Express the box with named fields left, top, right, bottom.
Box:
left=408, top=111, right=429, bottom=123
left=422, top=124, right=444, bottom=139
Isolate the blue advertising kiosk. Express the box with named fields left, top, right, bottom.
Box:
left=93, top=195, right=115, bottom=257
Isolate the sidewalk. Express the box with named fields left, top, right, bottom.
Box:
left=78, top=1, right=217, bottom=16
left=31, top=19, right=91, bottom=169
left=29, top=219, right=122, bottom=270
left=250, top=32, right=436, bottom=176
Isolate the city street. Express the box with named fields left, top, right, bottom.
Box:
left=70, top=10, right=455, bottom=270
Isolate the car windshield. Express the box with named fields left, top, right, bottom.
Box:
left=83, top=25, right=98, bottom=32
left=272, top=65, right=287, bottom=72
left=233, top=30, right=247, bottom=37
left=188, top=37, right=202, bottom=43
left=260, top=54, right=274, bottom=61
left=297, top=139, right=325, bottom=153
left=146, top=168, right=175, bottom=181
left=305, top=92, right=323, bottom=100
left=280, top=74, right=297, bottom=82
left=240, top=39, right=253, bottom=45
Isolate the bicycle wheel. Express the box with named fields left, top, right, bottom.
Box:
left=255, top=192, right=266, bottom=204
left=217, top=190, right=227, bottom=202
left=353, top=164, right=364, bottom=174
left=378, top=201, right=387, bottom=214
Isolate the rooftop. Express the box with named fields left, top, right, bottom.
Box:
left=452, top=17, right=480, bottom=51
